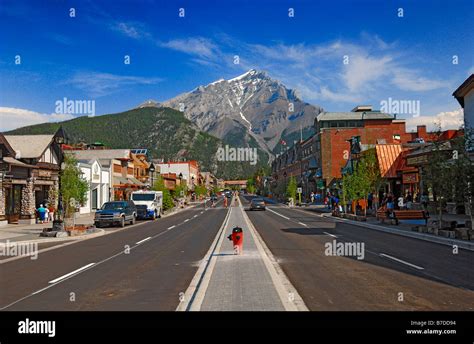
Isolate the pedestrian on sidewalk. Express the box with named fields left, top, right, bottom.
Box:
left=37, top=204, right=46, bottom=224
left=368, top=192, right=373, bottom=211
left=405, top=192, right=413, bottom=210
left=48, top=204, right=55, bottom=222
left=44, top=205, right=50, bottom=223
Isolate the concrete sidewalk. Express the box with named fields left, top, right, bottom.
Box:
left=0, top=213, right=95, bottom=243
left=179, top=198, right=307, bottom=311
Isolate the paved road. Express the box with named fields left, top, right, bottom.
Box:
left=242, top=195, right=474, bottom=311
left=2, top=194, right=473, bottom=311
left=0, top=199, right=228, bottom=311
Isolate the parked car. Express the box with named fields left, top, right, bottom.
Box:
left=94, top=200, right=137, bottom=228
left=249, top=198, right=266, bottom=211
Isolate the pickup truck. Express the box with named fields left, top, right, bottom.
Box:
left=94, top=200, right=137, bottom=228
left=131, top=190, right=163, bottom=220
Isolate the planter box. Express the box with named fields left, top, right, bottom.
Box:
left=439, top=230, right=455, bottom=238
left=455, top=228, right=469, bottom=240
left=446, top=202, right=457, bottom=215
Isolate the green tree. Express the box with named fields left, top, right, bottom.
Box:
left=246, top=178, right=256, bottom=194
left=173, top=182, right=188, bottom=198
left=194, top=184, right=207, bottom=198
left=286, top=176, right=297, bottom=202
left=60, top=154, right=89, bottom=220
left=152, top=176, right=174, bottom=210
left=421, top=130, right=472, bottom=229
left=357, top=149, right=381, bottom=215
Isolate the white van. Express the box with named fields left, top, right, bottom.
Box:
left=131, top=190, right=163, bottom=220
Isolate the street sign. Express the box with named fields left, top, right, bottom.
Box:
left=297, top=187, right=302, bottom=194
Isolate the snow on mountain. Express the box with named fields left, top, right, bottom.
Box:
left=160, top=69, right=323, bottom=157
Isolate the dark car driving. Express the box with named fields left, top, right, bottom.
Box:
left=249, top=198, right=266, bottom=211
left=94, top=200, right=137, bottom=228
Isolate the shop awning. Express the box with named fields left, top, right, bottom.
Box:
left=375, top=144, right=403, bottom=178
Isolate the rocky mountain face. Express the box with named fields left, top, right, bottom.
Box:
left=162, top=69, right=323, bottom=157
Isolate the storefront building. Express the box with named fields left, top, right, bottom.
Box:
left=0, top=131, right=64, bottom=225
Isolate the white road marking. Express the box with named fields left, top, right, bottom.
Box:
left=184, top=219, right=190, bottom=223
left=193, top=215, right=198, bottom=218
left=135, top=237, right=151, bottom=245
left=379, top=253, right=424, bottom=270
left=298, top=222, right=308, bottom=227
left=31, top=286, right=51, bottom=296
left=200, top=211, right=204, bottom=214
left=177, top=207, right=232, bottom=311
left=267, top=208, right=290, bottom=220
left=168, top=225, right=176, bottom=229
left=48, top=263, right=96, bottom=284
left=323, top=232, right=338, bottom=238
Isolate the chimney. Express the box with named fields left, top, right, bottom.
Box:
left=417, top=125, right=427, bottom=138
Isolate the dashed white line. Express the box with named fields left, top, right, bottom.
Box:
left=379, top=253, right=424, bottom=270
left=266, top=208, right=290, bottom=220
left=135, top=237, right=152, bottom=245
left=168, top=225, right=176, bottom=229
left=193, top=215, right=198, bottom=218
left=48, top=263, right=96, bottom=284
left=184, top=219, right=190, bottom=223
left=298, top=222, right=308, bottom=227
left=323, top=232, right=338, bottom=238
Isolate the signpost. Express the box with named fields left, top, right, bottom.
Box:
left=297, top=187, right=302, bottom=205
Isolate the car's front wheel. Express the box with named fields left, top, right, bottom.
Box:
left=131, top=215, right=136, bottom=225
left=120, top=216, right=125, bottom=227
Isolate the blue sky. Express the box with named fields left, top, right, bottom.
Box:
left=0, top=0, right=473, bottom=131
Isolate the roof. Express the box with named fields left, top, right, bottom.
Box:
left=71, top=149, right=131, bottom=161
left=4, top=135, right=54, bottom=158
left=453, top=74, right=474, bottom=107
left=113, top=176, right=144, bottom=186
left=317, top=111, right=394, bottom=122
left=375, top=144, right=403, bottom=178
left=1, top=156, right=35, bottom=168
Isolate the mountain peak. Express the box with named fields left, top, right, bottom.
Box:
left=137, top=99, right=160, bottom=108
left=227, top=69, right=267, bottom=82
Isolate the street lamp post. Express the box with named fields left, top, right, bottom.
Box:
left=149, top=163, right=155, bottom=189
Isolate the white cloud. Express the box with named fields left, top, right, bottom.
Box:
left=111, top=21, right=150, bottom=40
left=160, top=37, right=220, bottom=61
left=404, top=109, right=464, bottom=131
left=0, top=107, right=74, bottom=132
left=392, top=68, right=446, bottom=92
left=67, top=72, right=163, bottom=97
left=343, top=55, right=393, bottom=92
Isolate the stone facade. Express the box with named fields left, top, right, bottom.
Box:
left=20, top=178, right=35, bottom=223
left=0, top=185, right=5, bottom=223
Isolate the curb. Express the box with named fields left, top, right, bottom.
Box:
left=317, top=212, right=474, bottom=252
left=0, top=229, right=106, bottom=247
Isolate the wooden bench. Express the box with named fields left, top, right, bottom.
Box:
left=377, top=209, right=428, bottom=225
